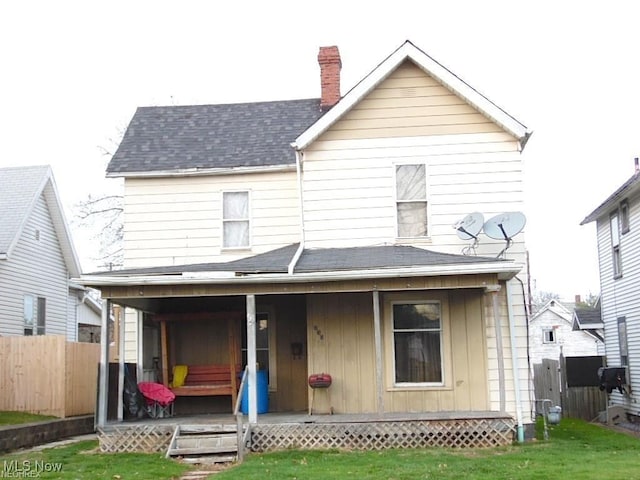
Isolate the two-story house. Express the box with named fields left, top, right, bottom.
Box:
left=83, top=41, right=534, bottom=446
left=581, top=159, right=640, bottom=420
left=0, top=165, right=91, bottom=341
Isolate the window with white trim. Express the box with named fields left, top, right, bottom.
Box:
left=392, top=302, right=442, bottom=384
left=542, top=328, right=556, bottom=344
left=24, top=295, right=45, bottom=335
left=610, top=211, right=622, bottom=278
left=222, top=191, right=250, bottom=248
left=395, top=164, right=427, bottom=238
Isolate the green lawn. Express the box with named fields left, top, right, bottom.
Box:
left=0, top=419, right=638, bottom=480
left=0, top=411, right=56, bottom=426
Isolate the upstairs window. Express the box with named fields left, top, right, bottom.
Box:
left=610, top=212, right=622, bottom=278
left=392, top=302, right=442, bottom=384
left=620, top=200, right=630, bottom=234
left=222, top=191, right=250, bottom=248
left=24, top=295, right=46, bottom=335
left=396, top=164, right=427, bottom=238
left=542, top=328, right=556, bottom=344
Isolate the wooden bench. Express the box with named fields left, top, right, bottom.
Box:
left=170, top=365, right=241, bottom=407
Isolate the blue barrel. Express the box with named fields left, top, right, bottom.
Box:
left=240, top=370, right=269, bottom=414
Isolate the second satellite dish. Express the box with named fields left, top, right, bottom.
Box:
left=483, top=212, right=526, bottom=257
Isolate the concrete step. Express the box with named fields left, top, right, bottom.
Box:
left=175, top=433, right=237, bottom=450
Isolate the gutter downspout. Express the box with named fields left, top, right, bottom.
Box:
left=288, top=148, right=305, bottom=275
left=506, top=280, right=525, bottom=443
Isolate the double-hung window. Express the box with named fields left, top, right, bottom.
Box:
left=392, top=302, right=442, bottom=384
left=24, top=295, right=46, bottom=335
left=222, top=191, right=250, bottom=248
left=542, top=328, right=556, bottom=344
left=610, top=211, right=622, bottom=278
left=395, top=164, right=427, bottom=238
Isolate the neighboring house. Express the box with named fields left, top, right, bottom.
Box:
left=83, top=41, right=534, bottom=437
left=572, top=299, right=605, bottom=352
left=68, top=282, right=103, bottom=343
left=529, top=299, right=603, bottom=366
left=581, top=159, right=640, bottom=418
left=0, top=165, right=84, bottom=341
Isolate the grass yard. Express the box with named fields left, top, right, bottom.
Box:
left=0, top=411, right=56, bottom=426
left=0, top=419, right=638, bottom=479
left=216, top=418, right=640, bottom=480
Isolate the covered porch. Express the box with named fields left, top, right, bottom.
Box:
left=82, top=244, right=528, bottom=452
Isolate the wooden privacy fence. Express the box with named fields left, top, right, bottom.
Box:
left=0, top=335, right=100, bottom=418
left=533, top=355, right=607, bottom=421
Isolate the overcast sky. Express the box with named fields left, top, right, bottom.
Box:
left=2, top=1, right=639, bottom=300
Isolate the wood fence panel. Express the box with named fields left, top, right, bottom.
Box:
left=560, top=354, right=607, bottom=421
left=533, top=359, right=560, bottom=414
left=65, top=342, right=100, bottom=416
left=562, top=386, right=607, bottom=421
left=0, top=336, right=99, bottom=418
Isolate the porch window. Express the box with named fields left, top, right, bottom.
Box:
left=395, top=164, right=427, bottom=238
left=241, top=311, right=277, bottom=390
left=610, top=212, right=622, bottom=278
left=222, top=191, right=250, bottom=248
left=24, top=295, right=45, bottom=335
left=392, top=302, right=442, bottom=384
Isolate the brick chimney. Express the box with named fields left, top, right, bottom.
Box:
left=318, top=46, right=341, bottom=110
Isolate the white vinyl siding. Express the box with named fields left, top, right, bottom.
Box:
left=122, top=171, right=300, bottom=268
left=0, top=194, right=68, bottom=336
left=596, top=189, right=640, bottom=414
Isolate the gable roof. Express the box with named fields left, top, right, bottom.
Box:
left=581, top=170, right=640, bottom=224
left=106, top=99, right=324, bottom=177
left=107, top=41, right=530, bottom=177
left=81, top=244, right=520, bottom=284
left=0, top=165, right=81, bottom=276
left=294, top=40, right=531, bottom=151
left=573, top=305, right=603, bottom=329
left=530, top=299, right=573, bottom=323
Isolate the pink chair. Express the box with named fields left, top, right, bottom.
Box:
left=138, top=382, right=176, bottom=418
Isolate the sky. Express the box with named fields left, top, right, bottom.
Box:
left=2, top=1, right=639, bottom=300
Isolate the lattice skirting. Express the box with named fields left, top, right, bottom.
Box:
left=251, top=418, right=515, bottom=452
left=97, top=425, right=175, bottom=453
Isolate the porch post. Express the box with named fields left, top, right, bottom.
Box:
left=136, top=310, right=144, bottom=383
left=246, top=295, right=258, bottom=424
left=97, top=299, right=111, bottom=428
left=488, top=286, right=506, bottom=412
left=372, top=290, right=384, bottom=414
left=117, top=307, right=125, bottom=422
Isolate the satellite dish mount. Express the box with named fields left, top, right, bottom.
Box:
left=483, top=212, right=526, bottom=258
left=453, top=212, right=484, bottom=256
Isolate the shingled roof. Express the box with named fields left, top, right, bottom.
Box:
left=107, top=99, right=324, bottom=175
left=87, top=244, right=509, bottom=277
left=581, top=170, right=640, bottom=224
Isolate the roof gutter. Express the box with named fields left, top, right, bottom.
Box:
left=288, top=148, right=305, bottom=274
left=106, top=164, right=296, bottom=179
left=78, top=261, right=522, bottom=288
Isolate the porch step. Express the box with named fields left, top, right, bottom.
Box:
left=167, top=424, right=239, bottom=464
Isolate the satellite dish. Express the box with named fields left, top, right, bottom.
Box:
left=454, top=212, right=484, bottom=240
left=483, top=212, right=526, bottom=257
left=453, top=212, right=484, bottom=255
